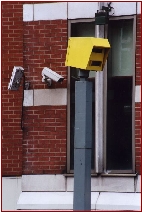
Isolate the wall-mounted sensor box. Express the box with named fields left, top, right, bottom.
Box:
left=8, top=66, right=24, bottom=90
left=65, top=37, right=110, bottom=71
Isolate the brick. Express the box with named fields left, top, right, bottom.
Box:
left=22, top=106, right=67, bottom=174
left=2, top=1, right=23, bottom=176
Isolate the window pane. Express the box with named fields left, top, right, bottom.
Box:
left=107, top=19, right=133, bottom=171
left=109, top=20, right=133, bottom=77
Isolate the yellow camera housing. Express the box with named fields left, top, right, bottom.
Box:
left=65, top=37, right=110, bottom=71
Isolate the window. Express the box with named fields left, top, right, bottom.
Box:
left=105, top=18, right=135, bottom=173
left=67, top=17, right=135, bottom=174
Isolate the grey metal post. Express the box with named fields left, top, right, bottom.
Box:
left=73, top=70, right=92, bottom=210
left=95, top=3, right=105, bottom=173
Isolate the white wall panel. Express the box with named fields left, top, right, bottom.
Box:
left=34, top=88, right=67, bottom=106
left=68, top=2, right=98, bottom=19
left=23, top=88, right=67, bottom=106
left=137, top=2, right=141, bottom=14
left=34, top=2, right=67, bottom=21
left=22, top=175, right=66, bottom=191
left=136, top=175, right=141, bottom=192
left=2, top=177, right=22, bottom=210
left=23, top=2, right=140, bottom=22
left=67, top=176, right=135, bottom=192
left=23, top=90, right=33, bottom=106
left=135, top=85, right=141, bottom=102
left=111, top=2, right=136, bottom=16
left=23, top=4, right=33, bottom=21
left=23, top=2, right=141, bottom=21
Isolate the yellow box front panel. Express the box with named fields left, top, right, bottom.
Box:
left=65, top=37, right=110, bottom=71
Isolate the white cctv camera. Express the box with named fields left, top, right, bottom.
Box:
left=41, top=67, right=64, bottom=86
left=8, top=66, right=24, bottom=90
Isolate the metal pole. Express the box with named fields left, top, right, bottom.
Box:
left=73, top=70, right=92, bottom=210
left=95, top=3, right=104, bottom=173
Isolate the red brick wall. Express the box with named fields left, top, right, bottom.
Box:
left=135, top=103, right=141, bottom=174
left=23, top=20, right=67, bottom=89
left=23, top=106, right=67, bottom=174
left=2, top=2, right=23, bottom=176
left=2, top=2, right=68, bottom=176
left=22, top=19, right=68, bottom=174
left=135, top=15, right=141, bottom=86
left=135, top=14, right=141, bottom=174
